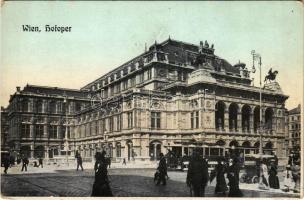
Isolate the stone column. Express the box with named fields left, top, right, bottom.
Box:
left=57, top=126, right=61, bottom=139
left=44, top=123, right=48, bottom=138
left=30, top=144, right=34, bottom=158
left=30, top=124, right=34, bottom=138
left=45, top=145, right=49, bottom=159
left=224, top=108, right=229, bottom=132
left=249, top=109, right=254, bottom=134
left=153, top=143, right=157, bottom=160
left=237, top=111, right=242, bottom=132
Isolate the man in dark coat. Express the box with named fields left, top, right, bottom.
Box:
left=38, top=157, right=43, bottom=168
left=156, top=153, right=167, bottom=186
left=3, top=154, right=10, bottom=174
left=186, top=151, right=209, bottom=197
left=227, top=158, right=243, bottom=197
left=21, top=156, right=29, bottom=172
left=76, top=155, right=84, bottom=171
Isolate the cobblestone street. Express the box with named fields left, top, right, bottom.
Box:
left=1, top=164, right=300, bottom=198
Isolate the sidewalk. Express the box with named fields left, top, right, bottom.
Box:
left=239, top=183, right=299, bottom=196
left=1, top=160, right=158, bottom=175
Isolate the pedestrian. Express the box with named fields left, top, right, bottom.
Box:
left=122, top=158, right=126, bottom=165
left=210, top=158, right=228, bottom=196
left=76, top=155, right=84, bottom=171
left=227, top=157, right=243, bottom=197
left=33, top=161, right=39, bottom=167
left=156, top=153, right=167, bottom=186
left=21, top=155, right=29, bottom=172
left=186, top=151, right=209, bottom=197
left=16, top=155, right=21, bottom=165
left=9, top=155, right=15, bottom=167
left=38, top=157, right=43, bottom=168
left=107, top=157, right=111, bottom=168
left=268, top=162, right=280, bottom=189
left=258, top=158, right=269, bottom=190
left=91, top=151, right=113, bottom=197
left=3, top=154, right=10, bottom=174
left=282, top=165, right=294, bottom=192
left=291, top=158, right=300, bottom=193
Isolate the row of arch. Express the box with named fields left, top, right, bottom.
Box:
left=215, top=101, right=274, bottom=133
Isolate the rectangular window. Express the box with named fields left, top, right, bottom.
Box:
left=109, top=117, right=114, bottom=132
left=127, top=112, right=133, bottom=129
left=139, top=73, right=144, bottom=83
left=86, top=123, right=91, bottom=137
left=35, top=125, right=44, bottom=138
left=151, top=112, right=161, bottom=129
left=116, top=115, right=121, bottom=131
left=21, top=124, right=30, bottom=138
left=191, top=111, right=199, bottom=129
left=123, top=80, right=128, bottom=90
left=49, top=125, right=57, bottom=139
left=195, top=111, right=199, bottom=129
left=147, top=68, right=152, bottom=80
left=130, top=77, right=136, bottom=87
left=191, top=112, right=194, bottom=129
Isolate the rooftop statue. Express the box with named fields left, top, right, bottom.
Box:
left=264, top=68, right=278, bottom=84
left=204, top=40, right=209, bottom=48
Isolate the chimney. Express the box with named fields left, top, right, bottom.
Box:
left=16, top=86, right=20, bottom=92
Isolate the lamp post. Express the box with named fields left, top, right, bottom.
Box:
left=63, top=95, right=69, bottom=166
left=251, top=50, right=265, bottom=188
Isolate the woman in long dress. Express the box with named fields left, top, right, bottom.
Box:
left=91, top=151, right=113, bottom=197
left=210, top=159, right=228, bottom=196
left=268, top=163, right=280, bottom=189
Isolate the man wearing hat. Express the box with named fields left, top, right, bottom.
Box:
left=186, top=150, right=209, bottom=197
left=156, top=153, right=167, bottom=185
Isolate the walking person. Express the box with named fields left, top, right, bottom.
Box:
left=76, top=155, right=84, bottom=171
left=268, top=162, right=280, bottom=189
left=122, top=158, right=126, bottom=165
left=38, top=157, right=43, bottom=168
left=227, top=157, right=243, bottom=197
left=258, top=158, right=269, bottom=190
left=291, top=157, right=300, bottom=193
left=156, top=153, right=167, bottom=186
left=3, top=154, right=10, bottom=174
left=186, top=150, right=209, bottom=197
left=21, top=155, right=29, bottom=172
left=91, top=151, right=113, bottom=197
left=210, top=158, right=228, bottom=196
left=282, top=165, right=294, bottom=192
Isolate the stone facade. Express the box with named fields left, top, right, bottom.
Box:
left=3, top=39, right=289, bottom=161
left=5, top=85, right=91, bottom=160
left=287, top=104, right=301, bottom=154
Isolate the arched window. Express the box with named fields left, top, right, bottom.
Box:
left=37, top=100, right=43, bottom=113
left=229, top=103, right=238, bottom=131
left=242, top=105, right=251, bottom=132
left=253, top=106, right=260, bottom=133
left=215, top=101, right=225, bottom=130
left=265, top=108, right=274, bottom=133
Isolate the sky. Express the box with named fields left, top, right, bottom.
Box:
left=1, top=1, right=303, bottom=109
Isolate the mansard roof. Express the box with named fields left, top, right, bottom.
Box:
left=9, top=84, right=90, bottom=102
left=81, top=38, right=242, bottom=90
left=289, top=104, right=301, bottom=115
